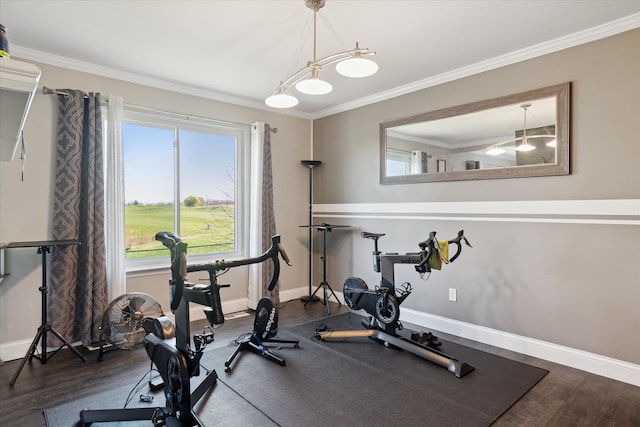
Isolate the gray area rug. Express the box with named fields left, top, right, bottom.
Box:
left=45, top=313, right=547, bottom=426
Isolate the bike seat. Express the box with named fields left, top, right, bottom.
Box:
left=361, top=232, right=385, bottom=240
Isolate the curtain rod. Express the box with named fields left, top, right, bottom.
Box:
left=388, top=148, right=414, bottom=155
left=41, top=86, right=258, bottom=130
left=42, top=86, right=81, bottom=97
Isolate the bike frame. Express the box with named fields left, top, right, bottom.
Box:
left=321, top=230, right=475, bottom=378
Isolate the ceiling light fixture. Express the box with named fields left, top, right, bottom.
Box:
left=265, top=0, right=378, bottom=109
left=515, top=103, right=536, bottom=152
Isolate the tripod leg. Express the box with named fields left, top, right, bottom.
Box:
left=322, top=283, right=331, bottom=315
left=9, top=328, right=42, bottom=386
left=304, top=283, right=323, bottom=308
left=48, top=326, right=87, bottom=362
left=326, top=283, right=342, bottom=306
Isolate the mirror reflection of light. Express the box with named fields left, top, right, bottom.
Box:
left=515, top=141, right=536, bottom=152
left=546, top=139, right=557, bottom=147
left=486, top=147, right=506, bottom=155
left=515, top=104, right=536, bottom=152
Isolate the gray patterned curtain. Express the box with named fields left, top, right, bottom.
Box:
left=49, top=90, right=108, bottom=346
left=261, top=124, right=278, bottom=302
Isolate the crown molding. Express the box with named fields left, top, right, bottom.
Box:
left=11, top=13, right=639, bottom=121
left=11, top=46, right=314, bottom=120
left=310, top=12, right=640, bottom=119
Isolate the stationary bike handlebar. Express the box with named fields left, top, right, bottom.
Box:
left=186, top=234, right=291, bottom=291
left=416, top=230, right=472, bottom=272
left=155, top=233, right=291, bottom=312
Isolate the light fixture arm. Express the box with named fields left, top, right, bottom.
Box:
left=265, top=0, right=377, bottom=108
left=268, top=45, right=376, bottom=97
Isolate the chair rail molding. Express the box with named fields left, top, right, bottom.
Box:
left=314, top=199, right=640, bottom=226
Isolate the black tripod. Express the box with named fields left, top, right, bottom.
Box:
left=301, top=224, right=349, bottom=314
left=7, top=240, right=86, bottom=387
left=300, top=160, right=321, bottom=302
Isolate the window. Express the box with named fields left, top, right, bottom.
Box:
left=121, top=109, right=249, bottom=271
left=386, top=149, right=411, bottom=176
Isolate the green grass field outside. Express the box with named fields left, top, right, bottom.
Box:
left=125, top=204, right=235, bottom=260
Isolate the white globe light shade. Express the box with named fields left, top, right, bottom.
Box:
left=265, top=92, right=299, bottom=108
left=295, top=78, right=333, bottom=95
left=336, top=57, right=378, bottom=78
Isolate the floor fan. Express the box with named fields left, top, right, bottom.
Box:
left=99, top=292, right=168, bottom=361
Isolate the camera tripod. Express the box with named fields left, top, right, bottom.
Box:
left=6, top=240, right=85, bottom=387
left=300, top=224, right=349, bottom=314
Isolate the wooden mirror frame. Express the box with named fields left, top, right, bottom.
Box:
left=380, top=82, right=570, bottom=184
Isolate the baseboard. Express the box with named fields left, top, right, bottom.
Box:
left=0, top=288, right=312, bottom=362
left=400, top=307, right=640, bottom=387
left=3, top=289, right=637, bottom=387
left=0, top=339, right=33, bottom=362
left=0, top=298, right=260, bottom=362
left=186, top=287, right=309, bottom=322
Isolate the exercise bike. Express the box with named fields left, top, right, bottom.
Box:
left=80, top=233, right=293, bottom=426
left=182, top=235, right=299, bottom=372
left=316, top=230, right=475, bottom=378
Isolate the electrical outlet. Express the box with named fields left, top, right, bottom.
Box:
left=449, top=288, right=457, bottom=302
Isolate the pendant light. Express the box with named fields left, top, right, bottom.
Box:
left=265, top=0, right=378, bottom=108
left=515, top=104, right=536, bottom=152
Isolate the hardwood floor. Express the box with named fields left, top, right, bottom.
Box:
left=1, top=300, right=638, bottom=426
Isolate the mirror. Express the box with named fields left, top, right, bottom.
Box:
left=380, top=82, right=570, bottom=184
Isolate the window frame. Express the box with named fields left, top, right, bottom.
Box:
left=386, top=148, right=412, bottom=176
left=121, top=108, right=250, bottom=273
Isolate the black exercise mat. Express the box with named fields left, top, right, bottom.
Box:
left=216, top=330, right=492, bottom=427
left=44, top=376, right=278, bottom=427
left=45, top=315, right=547, bottom=426
left=288, top=313, right=549, bottom=423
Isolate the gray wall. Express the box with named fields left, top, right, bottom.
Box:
left=311, top=29, right=639, bottom=365
left=1, top=30, right=637, bottom=376
left=0, top=60, right=312, bottom=358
